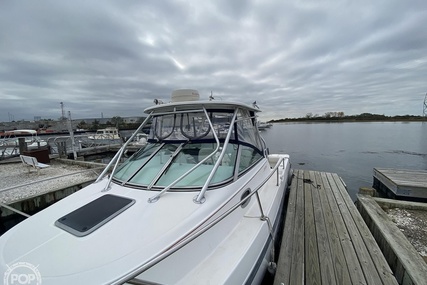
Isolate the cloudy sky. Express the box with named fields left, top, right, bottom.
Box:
left=1, top=0, right=426, bottom=122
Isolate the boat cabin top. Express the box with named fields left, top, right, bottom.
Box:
left=4, top=129, right=38, bottom=136
left=95, top=127, right=119, bottom=136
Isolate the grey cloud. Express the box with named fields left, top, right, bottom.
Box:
left=0, top=0, right=426, bottom=122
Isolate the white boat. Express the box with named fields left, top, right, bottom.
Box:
left=123, top=133, right=148, bottom=155
left=0, top=89, right=292, bottom=285
left=257, top=121, right=272, bottom=130
left=84, top=127, right=122, bottom=146
left=0, top=129, right=47, bottom=149
left=88, top=127, right=121, bottom=140
left=128, top=132, right=148, bottom=147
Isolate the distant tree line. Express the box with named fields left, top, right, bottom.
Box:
left=270, top=112, right=427, bottom=123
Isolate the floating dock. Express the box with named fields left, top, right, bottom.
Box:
left=373, top=168, right=427, bottom=200
left=273, top=169, right=398, bottom=285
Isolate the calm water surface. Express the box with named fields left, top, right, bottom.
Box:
left=262, top=122, right=427, bottom=201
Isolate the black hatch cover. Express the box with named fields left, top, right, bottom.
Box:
left=55, top=194, right=135, bottom=237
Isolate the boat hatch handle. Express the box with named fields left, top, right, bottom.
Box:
left=240, top=188, right=251, bottom=208
left=114, top=155, right=288, bottom=284
left=97, top=113, right=153, bottom=191
left=193, top=108, right=238, bottom=204
left=126, top=278, right=164, bottom=285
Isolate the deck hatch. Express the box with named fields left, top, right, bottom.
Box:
left=55, top=194, right=135, bottom=237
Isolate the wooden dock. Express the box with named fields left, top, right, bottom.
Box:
left=373, top=168, right=427, bottom=200
left=273, top=169, right=398, bottom=285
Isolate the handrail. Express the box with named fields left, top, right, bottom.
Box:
left=140, top=107, right=255, bottom=203
left=97, top=113, right=153, bottom=189
left=50, top=134, right=121, bottom=149
left=259, top=135, right=268, bottom=157
left=149, top=109, right=205, bottom=117
left=194, top=109, right=238, bottom=203
left=147, top=107, right=221, bottom=203
left=0, top=145, right=19, bottom=159
left=113, top=156, right=289, bottom=285
left=0, top=202, right=31, bottom=218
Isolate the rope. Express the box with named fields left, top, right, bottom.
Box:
left=295, top=175, right=321, bottom=189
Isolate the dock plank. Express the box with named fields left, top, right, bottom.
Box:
left=316, top=171, right=351, bottom=285
left=311, top=171, right=336, bottom=285
left=273, top=170, right=398, bottom=285
left=323, top=172, right=367, bottom=285
left=375, top=169, right=427, bottom=187
left=289, top=170, right=305, bottom=284
left=328, top=172, right=384, bottom=284
left=304, top=171, right=321, bottom=284
left=275, top=167, right=298, bottom=285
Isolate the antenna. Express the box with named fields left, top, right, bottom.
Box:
left=60, top=102, right=65, bottom=120
left=423, top=93, right=427, bottom=117
left=154, top=99, right=163, bottom=105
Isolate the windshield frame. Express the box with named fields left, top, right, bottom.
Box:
left=106, top=103, right=265, bottom=202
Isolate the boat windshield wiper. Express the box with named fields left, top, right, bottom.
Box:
left=120, top=142, right=166, bottom=186
left=147, top=141, right=187, bottom=191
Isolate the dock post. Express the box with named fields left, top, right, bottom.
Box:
left=359, top=187, right=376, bottom=197
left=58, top=141, right=67, bottom=158
left=18, top=137, right=27, bottom=154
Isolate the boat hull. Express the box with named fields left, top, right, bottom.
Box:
left=0, top=156, right=290, bottom=285
left=130, top=156, right=291, bottom=285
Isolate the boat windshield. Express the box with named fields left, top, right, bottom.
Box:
left=112, top=108, right=264, bottom=190
left=149, top=111, right=234, bottom=141
left=114, top=142, right=240, bottom=189
left=148, top=109, right=263, bottom=148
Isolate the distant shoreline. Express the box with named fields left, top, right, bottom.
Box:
left=270, top=118, right=427, bottom=123
left=270, top=113, right=427, bottom=123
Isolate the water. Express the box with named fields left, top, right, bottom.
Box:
left=262, top=122, right=427, bottom=201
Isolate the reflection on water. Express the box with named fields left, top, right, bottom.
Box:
left=261, top=122, right=427, bottom=201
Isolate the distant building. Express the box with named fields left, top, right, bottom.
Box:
left=0, top=116, right=145, bottom=132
